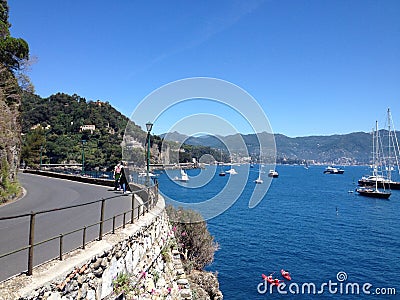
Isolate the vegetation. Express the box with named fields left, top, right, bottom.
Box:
left=112, top=273, right=134, bottom=296
left=166, top=205, right=218, bottom=272
left=20, top=92, right=131, bottom=170
left=20, top=92, right=228, bottom=170
left=0, top=158, right=21, bottom=203
left=0, top=0, right=29, bottom=202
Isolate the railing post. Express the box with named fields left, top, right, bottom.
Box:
left=156, top=183, right=159, bottom=205
left=147, top=187, right=151, bottom=210
left=112, top=216, right=116, bottom=234
left=82, top=226, right=86, bottom=250
left=27, top=211, right=36, bottom=276
left=123, top=213, right=126, bottom=229
left=59, top=234, right=63, bottom=260
left=131, top=194, right=135, bottom=224
left=99, top=199, right=105, bottom=240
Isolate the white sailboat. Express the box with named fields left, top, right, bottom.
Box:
left=255, top=164, right=263, bottom=184
left=225, top=168, right=238, bottom=175
left=174, top=169, right=189, bottom=182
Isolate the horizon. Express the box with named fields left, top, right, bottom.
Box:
left=8, top=0, right=400, bottom=137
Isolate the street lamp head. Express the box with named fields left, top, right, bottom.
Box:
left=146, top=122, right=153, bottom=133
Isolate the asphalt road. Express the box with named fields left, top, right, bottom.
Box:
left=0, top=172, right=135, bottom=282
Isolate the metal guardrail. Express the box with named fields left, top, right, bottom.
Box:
left=0, top=183, right=159, bottom=278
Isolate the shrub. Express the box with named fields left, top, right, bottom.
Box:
left=166, top=205, right=219, bottom=271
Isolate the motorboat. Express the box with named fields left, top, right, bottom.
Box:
left=323, top=166, right=344, bottom=174
left=268, top=170, right=279, bottom=178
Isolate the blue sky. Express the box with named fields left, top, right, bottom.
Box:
left=8, top=0, right=400, bottom=137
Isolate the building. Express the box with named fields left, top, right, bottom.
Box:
left=80, top=125, right=96, bottom=134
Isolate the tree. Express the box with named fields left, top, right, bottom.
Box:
left=0, top=0, right=29, bottom=202
left=0, top=0, right=29, bottom=71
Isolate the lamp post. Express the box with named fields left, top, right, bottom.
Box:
left=81, top=139, right=86, bottom=175
left=40, top=146, right=43, bottom=170
left=146, top=122, right=153, bottom=186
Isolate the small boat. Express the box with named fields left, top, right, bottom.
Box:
left=268, top=170, right=279, bottom=178
left=138, top=172, right=157, bottom=177
left=174, top=169, right=189, bottom=182
left=218, top=149, right=226, bottom=176
left=261, top=274, right=274, bottom=284
left=255, top=163, right=264, bottom=183
left=254, top=177, right=263, bottom=184
left=280, top=269, right=291, bottom=281
left=261, top=274, right=280, bottom=286
left=225, top=168, right=238, bottom=175
left=323, top=166, right=344, bottom=174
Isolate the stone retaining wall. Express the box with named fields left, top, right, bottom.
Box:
left=0, top=196, right=191, bottom=300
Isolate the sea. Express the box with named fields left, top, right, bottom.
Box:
left=155, top=165, right=400, bottom=299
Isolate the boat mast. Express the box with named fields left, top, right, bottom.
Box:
left=388, top=108, right=392, bottom=182
left=375, top=121, right=379, bottom=192
left=372, top=124, right=376, bottom=178
left=388, top=108, right=400, bottom=176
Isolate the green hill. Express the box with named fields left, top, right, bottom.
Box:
left=20, top=92, right=138, bottom=170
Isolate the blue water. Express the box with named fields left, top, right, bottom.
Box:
left=156, top=165, right=400, bottom=299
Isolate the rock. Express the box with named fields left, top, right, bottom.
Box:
left=92, top=258, right=102, bottom=269
left=93, top=268, right=104, bottom=277
left=47, top=292, right=62, bottom=300
left=86, top=289, right=96, bottom=300
left=156, top=277, right=167, bottom=288
left=145, top=278, right=155, bottom=293
left=180, top=288, right=192, bottom=299
left=101, top=258, right=108, bottom=268
left=176, top=268, right=185, bottom=275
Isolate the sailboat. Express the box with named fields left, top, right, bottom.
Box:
left=358, top=108, right=400, bottom=189
left=218, top=149, right=226, bottom=176
left=356, top=121, right=391, bottom=199
left=255, top=164, right=263, bottom=184
left=174, top=169, right=189, bottom=182
left=225, top=168, right=238, bottom=175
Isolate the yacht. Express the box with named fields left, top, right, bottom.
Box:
left=323, top=166, right=344, bottom=174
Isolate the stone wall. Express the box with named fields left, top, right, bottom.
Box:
left=0, top=196, right=192, bottom=300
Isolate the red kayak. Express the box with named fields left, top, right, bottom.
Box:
left=281, top=269, right=291, bottom=281
left=273, top=278, right=281, bottom=286
left=261, top=274, right=274, bottom=284
left=262, top=274, right=280, bottom=286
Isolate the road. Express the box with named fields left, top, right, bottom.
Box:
left=0, top=172, right=135, bottom=282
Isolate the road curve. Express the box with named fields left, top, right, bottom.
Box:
left=0, top=172, right=134, bottom=282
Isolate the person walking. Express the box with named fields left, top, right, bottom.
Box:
left=113, top=162, right=122, bottom=190
left=119, top=163, right=130, bottom=194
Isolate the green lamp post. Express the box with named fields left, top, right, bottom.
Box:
left=146, top=122, right=153, bottom=186
left=81, top=139, right=86, bottom=175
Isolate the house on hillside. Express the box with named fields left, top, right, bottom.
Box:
left=80, top=125, right=96, bottom=134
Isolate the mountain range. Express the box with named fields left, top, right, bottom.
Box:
left=161, top=130, right=400, bottom=165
